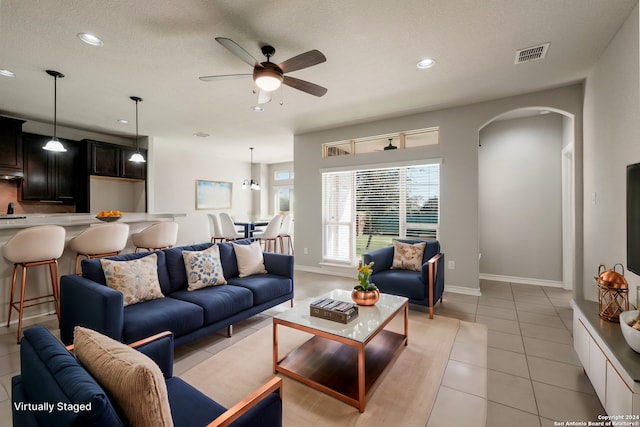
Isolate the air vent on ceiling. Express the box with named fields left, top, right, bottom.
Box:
left=514, top=43, right=550, bottom=64
left=193, top=132, right=210, bottom=138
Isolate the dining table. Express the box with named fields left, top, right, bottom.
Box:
left=234, top=220, right=269, bottom=238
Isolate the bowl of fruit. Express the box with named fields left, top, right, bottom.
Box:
left=619, top=310, right=640, bottom=353
left=96, top=210, right=123, bottom=222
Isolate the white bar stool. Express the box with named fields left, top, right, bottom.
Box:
left=2, top=225, right=66, bottom=343
left=69, top=223, right=130, bottom=275
left=132, top=222, right=179, bottom=252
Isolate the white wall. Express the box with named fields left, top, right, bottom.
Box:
left=479, top=114, right=563, bottom=283
left=583, top=4, right=640, bottom=303
left=89, top=176, right=146, bottom=213
left=148, top=137, right=255, bottom=245
left=294, top=84, right=583, bottom=294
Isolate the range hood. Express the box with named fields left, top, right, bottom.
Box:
left=0, top=169, right=23, bottom=180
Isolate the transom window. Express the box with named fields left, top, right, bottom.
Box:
left=322, top=127, right=439, bottom=158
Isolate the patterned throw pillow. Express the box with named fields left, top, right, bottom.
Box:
left=233, top=241, right=267, bottom=277
left=73, top=326, right=174, bottom=427
left=391, top=240, right=427, bottom=271
left=182, top=245, right=227, bottom=291
left=100, top=253, right=164, bottom=306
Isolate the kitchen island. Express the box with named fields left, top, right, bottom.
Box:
left=0, top=212, right=185, bottom=325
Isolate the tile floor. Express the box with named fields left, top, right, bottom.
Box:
left=0, top=271, right=603, bottom=427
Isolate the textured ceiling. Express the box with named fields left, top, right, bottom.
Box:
left=0, top=0, right=636, bottom=163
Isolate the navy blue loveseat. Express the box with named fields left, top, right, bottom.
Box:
left=59, top=240, right=294, bottom=347
left=363, top=239, right=444, bottom=318
left=12, top=326, right=282, bottom=427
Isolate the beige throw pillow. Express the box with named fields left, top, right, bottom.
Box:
left=100, top=253, right=164, bottom=306
left=73, top=326, right=174, bottom=427
left=391, top=240, right=426, bottom=271
left=233, top=241, right=267, bottom=277
left=183, top=244, right=227, bottom=290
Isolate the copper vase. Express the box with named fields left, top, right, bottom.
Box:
left=351, top=289, right=380, bottom=306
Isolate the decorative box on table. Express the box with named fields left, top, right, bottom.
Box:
left=310, top=298, right=358, bottom=324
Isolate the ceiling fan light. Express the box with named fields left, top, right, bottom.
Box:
left=255, top=75, right=282, bottom=91
left=128, top=152, right=146, bottom=163
left=43, top=137, right=67, bottom=152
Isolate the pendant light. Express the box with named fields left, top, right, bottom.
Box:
left=43, top=70, right=67, bottom=152
left=128, top=96, right=146, bottom=163
left=241, top=147, right=260, bottom=190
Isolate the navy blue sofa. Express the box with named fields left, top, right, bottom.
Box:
left=363, top=239, right=444, bottom=318
left=12, top=326, right=282, bottom=427
left=59, top=240, right=294, bottom=346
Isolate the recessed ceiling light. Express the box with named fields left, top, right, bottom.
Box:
left=0, top=69, right=15, bottom=77
left=416, top=58, right=436, bottom=69
left=194, top=132, right=210, bottom=138
left=117, top=119, right=129, bottom=124
left=77, top=33, right=104, bottom=47
left=251, top=106, right=264, bottom=112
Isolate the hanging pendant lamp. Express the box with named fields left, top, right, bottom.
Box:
left=128, top=96, right=146, bottom=163
left=43, top=70, right=67, bottom=152
left=241, top=147, right=260, bottom=190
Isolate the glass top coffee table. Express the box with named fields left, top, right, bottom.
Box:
left=273, top=289, right=408, bottom=412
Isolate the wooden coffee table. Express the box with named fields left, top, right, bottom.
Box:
left=273, top=289, right=408, bottom=412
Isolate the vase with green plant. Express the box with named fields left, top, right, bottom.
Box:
left=352, top=261, right=380, bottom=306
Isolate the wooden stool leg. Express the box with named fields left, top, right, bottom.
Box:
left=49, top=260, right=60, bottom=321
left=17, top=265, right=27, bottom=343
left=75, top=254, right=82, bottom=275
left=6, top=264, right=17, bottom=327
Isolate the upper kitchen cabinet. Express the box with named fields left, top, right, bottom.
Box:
left=22, top=133, right=79, bottom=202
left=0, top=116, right=25, bottom=178
left=88, top=141, right=146, bottom=180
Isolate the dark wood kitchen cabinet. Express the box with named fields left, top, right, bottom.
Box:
left=0, top=116, right=25, bottom=177
left=88, top=141, right=146, bottom=180
left=21, top=133, right=79, bottom=201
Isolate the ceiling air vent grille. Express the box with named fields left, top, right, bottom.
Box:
left=514, top=43, right=550, bottom=64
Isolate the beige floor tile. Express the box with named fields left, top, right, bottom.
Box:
left=476, top=305, right=517, bottom=321
left=0, top=398, right=11, bottom=427
left=511, top=284, right=547, bottom=295
left=516, top=311, right=565, bottom=328
left=487, top=369, right=537, bottom=414
left=526, top=355, right=595, bottom=394
left=540, top=417, right=557, bottom=427
left=442, top=359, right=487, bottom=398
left=548, top=296, right=573, bottom=308
left=0, top=378, right=8, bottom=402
left=522, top=337, right=581, bottom=366
left=513, top=294, right=553, bottom=306
left=437, top=308, right=476, bottom=322
left=426, top=386, right=486, bottom=427
left=442, top=292, right=479, bottom=305
left=480, top=287, right=515, bottom=301
left=487, top=402, right=541, bottom=427
left=450, top=321, right=488, bottom=368
left=488, top=330, right=525, bottom=353
left=532, top=381, right=603, bottom=423
left=0, top=351, right=20, bottom=378
left=488, top=347, right=530, bottom=378
left=515, top=301, right=559, bottom=316
left=480, top=279, right=510, bottom=290
left=479, top=296, right=516, bottom=310
left=475, top=315, right=521, bottom=335
left=173, top=345, right=221, bottom=377
left=519, top=322, right=573, bottom=345
left=439, top=299, right=477, bottom=314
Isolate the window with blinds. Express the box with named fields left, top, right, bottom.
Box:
left=322, top=163, right=440, bottom=265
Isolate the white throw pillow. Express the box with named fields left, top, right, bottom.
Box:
left=233, top=241, right=267, bottom=277
left=183, top=244, right=227, bottom=290
left=100, top=253, right=164, bottom=306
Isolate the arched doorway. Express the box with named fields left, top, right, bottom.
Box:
left=478, top=107, right=575, bottom=291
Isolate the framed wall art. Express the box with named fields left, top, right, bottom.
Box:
left=196, top=180, right=232, bottom=210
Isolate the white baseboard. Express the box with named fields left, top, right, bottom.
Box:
left=445, top=285, right=482, bottom=297
left=479, top=273, right=564, bottom=288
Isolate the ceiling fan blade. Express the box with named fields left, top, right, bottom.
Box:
left=257, top=90, right=272, bottom=104
left=278, top=50, right=326, bottom=73
left=283, top=76, right=327, bottom=97
left=215, top=37, right=259, bottom=67
left=199, top=73, right=252, bottom=82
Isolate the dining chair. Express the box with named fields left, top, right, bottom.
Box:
left=219, top=212, right=244, bottom=240
left=253, top=215, right=282, bottom=252
left=277, top=214, right=294, bottom=254
left=208, top=214, right=226, bottom=243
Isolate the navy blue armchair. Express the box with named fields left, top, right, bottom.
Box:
left=363, top=239, right=444, bottom=318
left=12, top=326, right=283, bottom=427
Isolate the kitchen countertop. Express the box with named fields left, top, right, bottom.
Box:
left=0, top=212, right=186, bottom=230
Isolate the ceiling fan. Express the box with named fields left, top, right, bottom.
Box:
left=199, top=37, right=327, bottom=104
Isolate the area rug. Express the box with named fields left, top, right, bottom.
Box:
left=181, top=311, right=460, bottom=427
